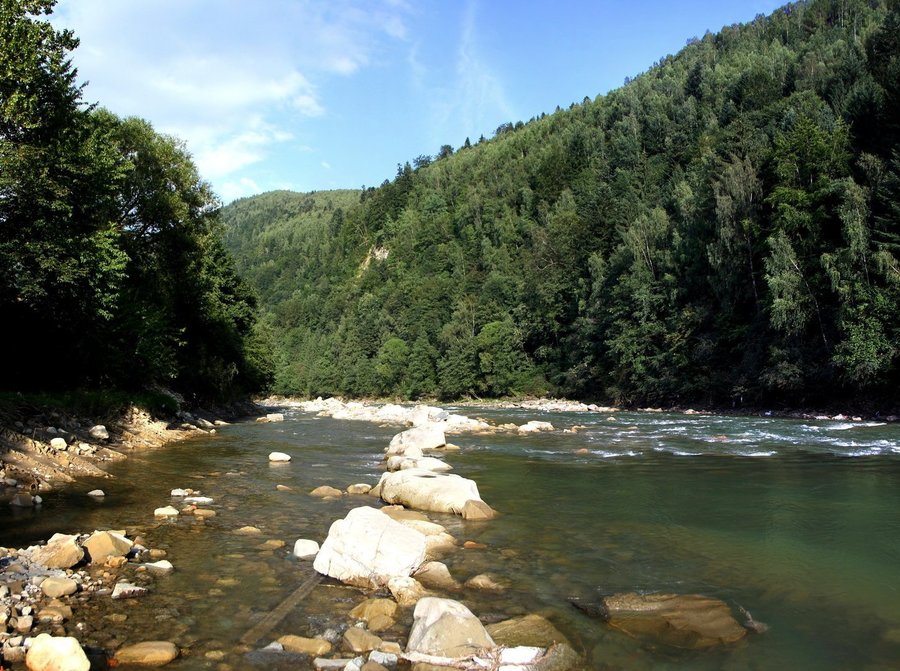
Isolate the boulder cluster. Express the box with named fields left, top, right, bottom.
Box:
left=254, top=405, right=582, bottom=671
left=0, top=527, right=179, bottom=668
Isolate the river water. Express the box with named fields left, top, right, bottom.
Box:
left=2, top=407, right=900, bottom=670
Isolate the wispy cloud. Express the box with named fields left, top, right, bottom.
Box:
left=410, top=0, right=516, bottom=151
left=455, top=0, right=516, bottom=135
left=51, top=0, right=411, bottom=196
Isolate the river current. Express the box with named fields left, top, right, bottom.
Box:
left=2, top=406, right=899, bottom=670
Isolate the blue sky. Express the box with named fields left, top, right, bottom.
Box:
left=52, top=0, right=787, bottom=203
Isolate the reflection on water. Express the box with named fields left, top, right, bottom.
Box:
left=2, top=409, right=900, bottom=669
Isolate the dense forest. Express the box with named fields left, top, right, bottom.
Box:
left=0, top=0, right=268, bottom=402
left=224, top=0, right=900, bottom=408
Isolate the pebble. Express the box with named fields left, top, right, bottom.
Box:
left=292, top=539, right=319, bottom=559
left=111, top=582, right=148, bottom=599
left=368, top=650, right=398, bottom=667
left=40, top=576, right=78, bottom=598
left=234, top=526, right=262, bottom=535
left=144, top=560, right=175, bottom=576
left=87, top=489, right=106, bottom=497
left=268, top=451, right=291, bottom=462
left=314, top=658, right=359, bottom=670
left=154, top=506, right=179, bottom=518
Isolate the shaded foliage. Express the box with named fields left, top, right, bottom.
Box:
left=1, top=0, right=267, bottom=400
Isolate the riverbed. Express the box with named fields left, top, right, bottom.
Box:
left=2, top=406, right=899, bottom=669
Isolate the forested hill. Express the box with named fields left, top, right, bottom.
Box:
left=222, top=0, right=900, bottom=408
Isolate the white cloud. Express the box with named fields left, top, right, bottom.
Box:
left=220, top=177, right=262, bottom=203
left=321, top=161, right=332, bottom=170
left=51, top=0, right=412, bottom=196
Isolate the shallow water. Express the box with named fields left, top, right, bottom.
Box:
left=2, top=408, right=900, bottom=669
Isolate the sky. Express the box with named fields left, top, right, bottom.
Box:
left=51, top=0, right=788, bottom=204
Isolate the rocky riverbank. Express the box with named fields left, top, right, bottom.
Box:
left=0, top=400, right=259, bottom=508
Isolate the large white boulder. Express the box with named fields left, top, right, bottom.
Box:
left=375, top=469, right=495, bottom=518
left=25, top=633, right=90, bottom=671
left=406, top=597, right=495, bottom=658
left=313, top=506, right=427, bottom=588
left=518, top=420, right=554, bottom=434
left=385, top=456, right=452, bottom=473
left=385, top=425, right=446, bottom=456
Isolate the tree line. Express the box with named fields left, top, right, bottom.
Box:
left=1, top=0, right=269, bottom=402
left=224, top=0, right=900, bottom=408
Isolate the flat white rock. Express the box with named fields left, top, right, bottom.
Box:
left=268, top=451, right=291, bottom=462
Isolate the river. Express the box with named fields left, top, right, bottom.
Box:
left=2, top=406, right=899, bottom=670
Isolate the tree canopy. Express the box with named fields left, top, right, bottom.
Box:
left=1, top=0, right=268, bottom=401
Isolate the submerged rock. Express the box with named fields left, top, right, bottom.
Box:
left=310, top=485, right=344, bottom=498
left=486, top=614, right=570, bottom=647
left=115, top=641, right=179, bottom=666
left=10, top=492, right=35, bottom=507
left=574, top=592, right=748, bottom=649
left=350, top=598, right=398, bottom=623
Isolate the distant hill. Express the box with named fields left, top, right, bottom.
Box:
left=222, top=0, right=900, bottom=408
